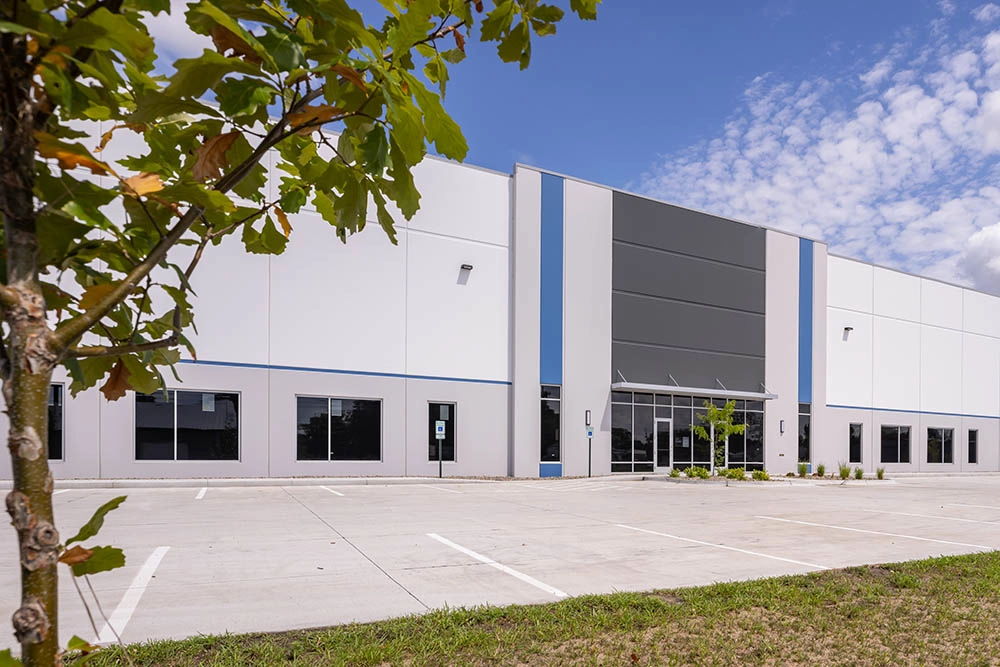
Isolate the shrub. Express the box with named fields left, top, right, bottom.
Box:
left=684, top=466, right=710, bottom=479
left=797, top=462, right=808, bottom=477
left=854, top=467, right=864, bottom=480
left=720, top=467, right=745, bottom=480
left=816, top=463, right=826, bottom=477
left=838, top=462, right=851, bottom=480
left=751, top=469, right=770, bottom=481
left=669, top=467, right=680, bottom=478
left=876, top=467, right=885, bottom=480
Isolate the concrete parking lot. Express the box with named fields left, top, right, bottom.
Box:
left=3, top=474, right=1000, bottom=651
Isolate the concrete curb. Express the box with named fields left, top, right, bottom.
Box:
left=0, top=474, right=638, bottom=490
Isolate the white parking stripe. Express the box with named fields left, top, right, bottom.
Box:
left=53, top=490, right=71, bottom=495
left=949, top=503, right=1000, bottom=511
left=195, top=487, right=207, bottom=500
left=321, top=486, right=344, bottom=497
left=864, top=508, right=1000, bottom=525
left=427, top=533, right=568, bottom=598
left=421, top=485, right=461, bottom=494
left=96, top=546, right=170, bottom=644
left=757, top=516, right=993, bottom=550
left=617, top=524, right=829, bottom=570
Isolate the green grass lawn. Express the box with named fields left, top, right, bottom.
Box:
left=72, top=551, right=1000, bottom=666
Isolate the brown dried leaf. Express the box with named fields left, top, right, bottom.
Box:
left=122, top=172, right=164, bottom=197
left=288, top=105, right=343, bottom=134
left=36, top=132, right=112, bottom=176
left=274, top=207, right=292, bottom=238
left=58, top=545, right=93, bottom=566
left=78, top=283, right=117, bottom=311
left=210, top=25, right=262, bottom=64
left=331, top=64, right=367, bottom=91
left=453, top=30, right=466, bottom=53
left=192, top=131, right=240, bottom=183
left=100, top=360, right=132, bottom=402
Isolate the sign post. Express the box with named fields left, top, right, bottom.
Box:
left=435, top=420, right=446, bottom=479
left=585, top=410, right=593, bottom=478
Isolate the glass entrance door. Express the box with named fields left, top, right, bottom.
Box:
left=654, top=418, right=672, bottom=472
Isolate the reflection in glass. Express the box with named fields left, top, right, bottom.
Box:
left=633, top=405, right=654, bottom=462
left=745, top=412, right=764, bottom=464
left=693, top=408, right=711, bottom=464
left=48, top=384, right=63, bottom=460
left=297, top=397, right=329, bottom=461
left=540, top=399, right=560, bottom=462
left=656, top=419, right=671, bottom=468
left=798, top=415, right=810, bottom=462
left=331, top=399, right=381, bottom=461
left=728, top=410, right=745, bottom=464
left=176, top=391, right=239, bottom=460
left=136, top=391, right=174, bottom=460
left=849, top=423, right=862, bottom=463
left=428, top=402, right=456, bottom=461
left=611, top=404, right=632, bottom=463
left=673, top=407, right=692, bottom=466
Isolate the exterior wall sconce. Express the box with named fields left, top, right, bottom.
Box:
left=780, top=419, right=785, bottom=434
left=843, top=326, right=853, bottom=341
left=460, top=263, right=473, bottom=271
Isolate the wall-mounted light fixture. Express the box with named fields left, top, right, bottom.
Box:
left=780, top=419, right=785, bottom=434
left=585, top=410, right=592, bottom=426
left=460, top=263, right=473, bottom=271
left=843, top=325, right=854, bottom=342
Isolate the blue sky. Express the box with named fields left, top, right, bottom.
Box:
left=148, top=1, right=1000, bottom=294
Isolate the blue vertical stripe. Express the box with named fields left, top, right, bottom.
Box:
left=798, top=239, right=814, bottom=404
left=540, top=174, right=564, bottom=386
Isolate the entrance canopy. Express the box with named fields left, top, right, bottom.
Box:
left=610, top=382, right=777, bottom=401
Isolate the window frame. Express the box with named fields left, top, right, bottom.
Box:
left=294, top=394, right=384, bottom=463
left=540, top=385, right=561, bottom=463
left=848, top=422, right=863, bottom=464
left=969, top=429, right=979, bottom=465
left=134, top=388, right=242, bottom=462
left=428, top=401, right=457, bottom=463
left=879, top=425, right=911, bottom=464
left=48, top=383, right=65, bottom=462
left=926, top=427, right=954, bottom=464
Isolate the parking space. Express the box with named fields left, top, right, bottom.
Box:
left=3, top=475, right=1000, bottom=650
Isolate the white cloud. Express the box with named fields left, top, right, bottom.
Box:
left=939, top=0, right=957, bottom=15
left=636, top=22, right=1000, bottom=295
left=145, top=1, right=211, bottom=68
left=974, top=3, right=1000, bottom=22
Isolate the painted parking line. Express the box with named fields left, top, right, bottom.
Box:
left=96, top=546, right=170, bottom=644
left=321, top=486, right=345, bottom=497
left=53, top=489, right=72, bottom=495
left=864, top=508, right=1000, bottom=525
left=949, top=503, right=1000, bottom=511
left=195, top=487, right=207, bottom=500
left=756, top=516, right=994, bottom=550
left=427, top=533, right=568, bottom=598
left=420, top=485, right=462, bottom=494
left=617, top=524, right=829, bottom=570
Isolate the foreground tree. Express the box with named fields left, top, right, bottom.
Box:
left=0, top=1, right=598, bottom=663
left=692, top=399, right=746, bottom=472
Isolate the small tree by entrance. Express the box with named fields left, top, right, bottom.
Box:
left=692, top=400, right=746, bottom=472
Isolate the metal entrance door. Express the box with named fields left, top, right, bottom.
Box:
left=654, top=418, right=672, bottom=472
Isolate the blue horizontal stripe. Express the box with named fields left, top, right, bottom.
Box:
left=178, top=359, right=511, bottom=386
left=827, top=404, right=999, bottom=421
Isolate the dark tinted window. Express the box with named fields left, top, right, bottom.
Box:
left=330, top=399, right=381, bottom=461
left=798, top=415, right=810, bottom=462
left=428, top=403, right=456, bottom=462
left=540, top=395, right=560, bottom=462
left=881, top=426, right=899, bottom=463
left=745, top=412, right=764, bottom=464
left=611, top=404, right=632, bottom=463
left=633, top=392, right=653, bottom=405
left=296, top=397, right=329, bottom=461
left=135, top=391, right=175, bottom=460
left=48, top=384, right=63, bottom=460
left=541, top=385, right=561, bottom=400
left=969, top=430, right=978, bottom=464
left=633, top=405, right=654, bottom=462
left=849, top=423, right=862, bottom=463
left=176, top=391, right=238, bottom=460
left=927, top=428, right=953, bottom=464
left=611, top=391, right=631, bottom=403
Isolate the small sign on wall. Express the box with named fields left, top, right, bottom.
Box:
left=202, top=394, right=215, bottom=412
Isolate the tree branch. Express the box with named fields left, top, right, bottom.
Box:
left=0, top=284, right=19, bottom=309
left=68, top=336, right=178, bottom=359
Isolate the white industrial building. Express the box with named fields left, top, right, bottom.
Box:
left=2, top=150, right=998, bottom=480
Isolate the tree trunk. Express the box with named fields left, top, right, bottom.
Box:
left=2, top=29, right=62, bottom=667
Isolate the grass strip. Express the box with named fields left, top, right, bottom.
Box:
left=73, top=551, right=1000, bottom=666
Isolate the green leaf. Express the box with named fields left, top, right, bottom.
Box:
left=360, top=125, right=389, bottom=174
left=36, top=212, right=90, bottom=268
left=497, top=20, right=529, bottom=68
left=258, top=26, right=305, bottom=71
left=481, top=1, right=516, bottom=41
left=66, top=635, right=99, bottom=654
left=187, top=0, right=278, bottom=71
left=61, top=8, right=155, bottom=67
left=71, top=546, right=126, bottom=577
left=165, top=50, right=263, bottom=100
left=0, top=20, right=45, bottom=37
left=122, top=355, right=161, bottom=395
left=65, top=496, right=127, bottom=546
left=405, top=76, right=468, bottom=161
left=259, top=216, right=289, bottom=254
left=531, top=4, right=565, bottom=22
left=129, top=91, right=221, bottom=124
left=67, top=356, right=116, bottom=396
left=570, top=0, right=600, bottom=20
left=215, top=77, right=277, bottom=119
left=0, top=648, right=21, bottom=666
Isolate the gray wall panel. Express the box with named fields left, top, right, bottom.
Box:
left=611, top=191, right=767, bottom=391
left=613, top=293, right=765, bottom=357
left=613, top=242, right=765, bottom=313
left=612, top=192, right=766, bottom=270
left=613, top=342, right=765, bottom=392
